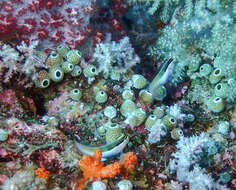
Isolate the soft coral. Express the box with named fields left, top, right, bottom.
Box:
left=76, top=149, right=138, bottom=190
left=77, top=149, right=121, bottom=190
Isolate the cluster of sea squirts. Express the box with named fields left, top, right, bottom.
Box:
left=34, top=46, right=193, bottom=146
left=90, top=72, right=189, bottom=145
left=34, top=45, right=83, bottom=89
left=193, top=62, right=236, bottom=113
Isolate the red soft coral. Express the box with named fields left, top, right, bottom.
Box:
left=0, top=0, right=95, bottom=49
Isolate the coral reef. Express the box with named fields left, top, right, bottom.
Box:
left=0, top=0, right=235, bottom=189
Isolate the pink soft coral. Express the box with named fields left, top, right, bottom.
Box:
left=47, top=92, right=71, bottom=116
left=0, top=89, right=24, bottom=118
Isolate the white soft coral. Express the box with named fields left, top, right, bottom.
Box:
left=167, top=103, right=186, bottom=122
left=16, top=40, right=46, bottom=76
left=170, top=133, right=209, bottom=174
left=147, top=119, right=167, bottom=143
left=186, top=165, right=215, bottom=190
left=0, top=44, right=23, bottom=83
left=93, top=35, right=140, bottom=77
left=169, top=133, right=228, bottom=190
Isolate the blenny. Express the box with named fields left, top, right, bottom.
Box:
left=74, top=133, right=129, bottom=160
left=148, top=59, right=174, bottom=100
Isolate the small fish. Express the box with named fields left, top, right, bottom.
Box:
left=148, top=59, right=174, bottom=100
left=74, top=134, right=129, bottom=160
